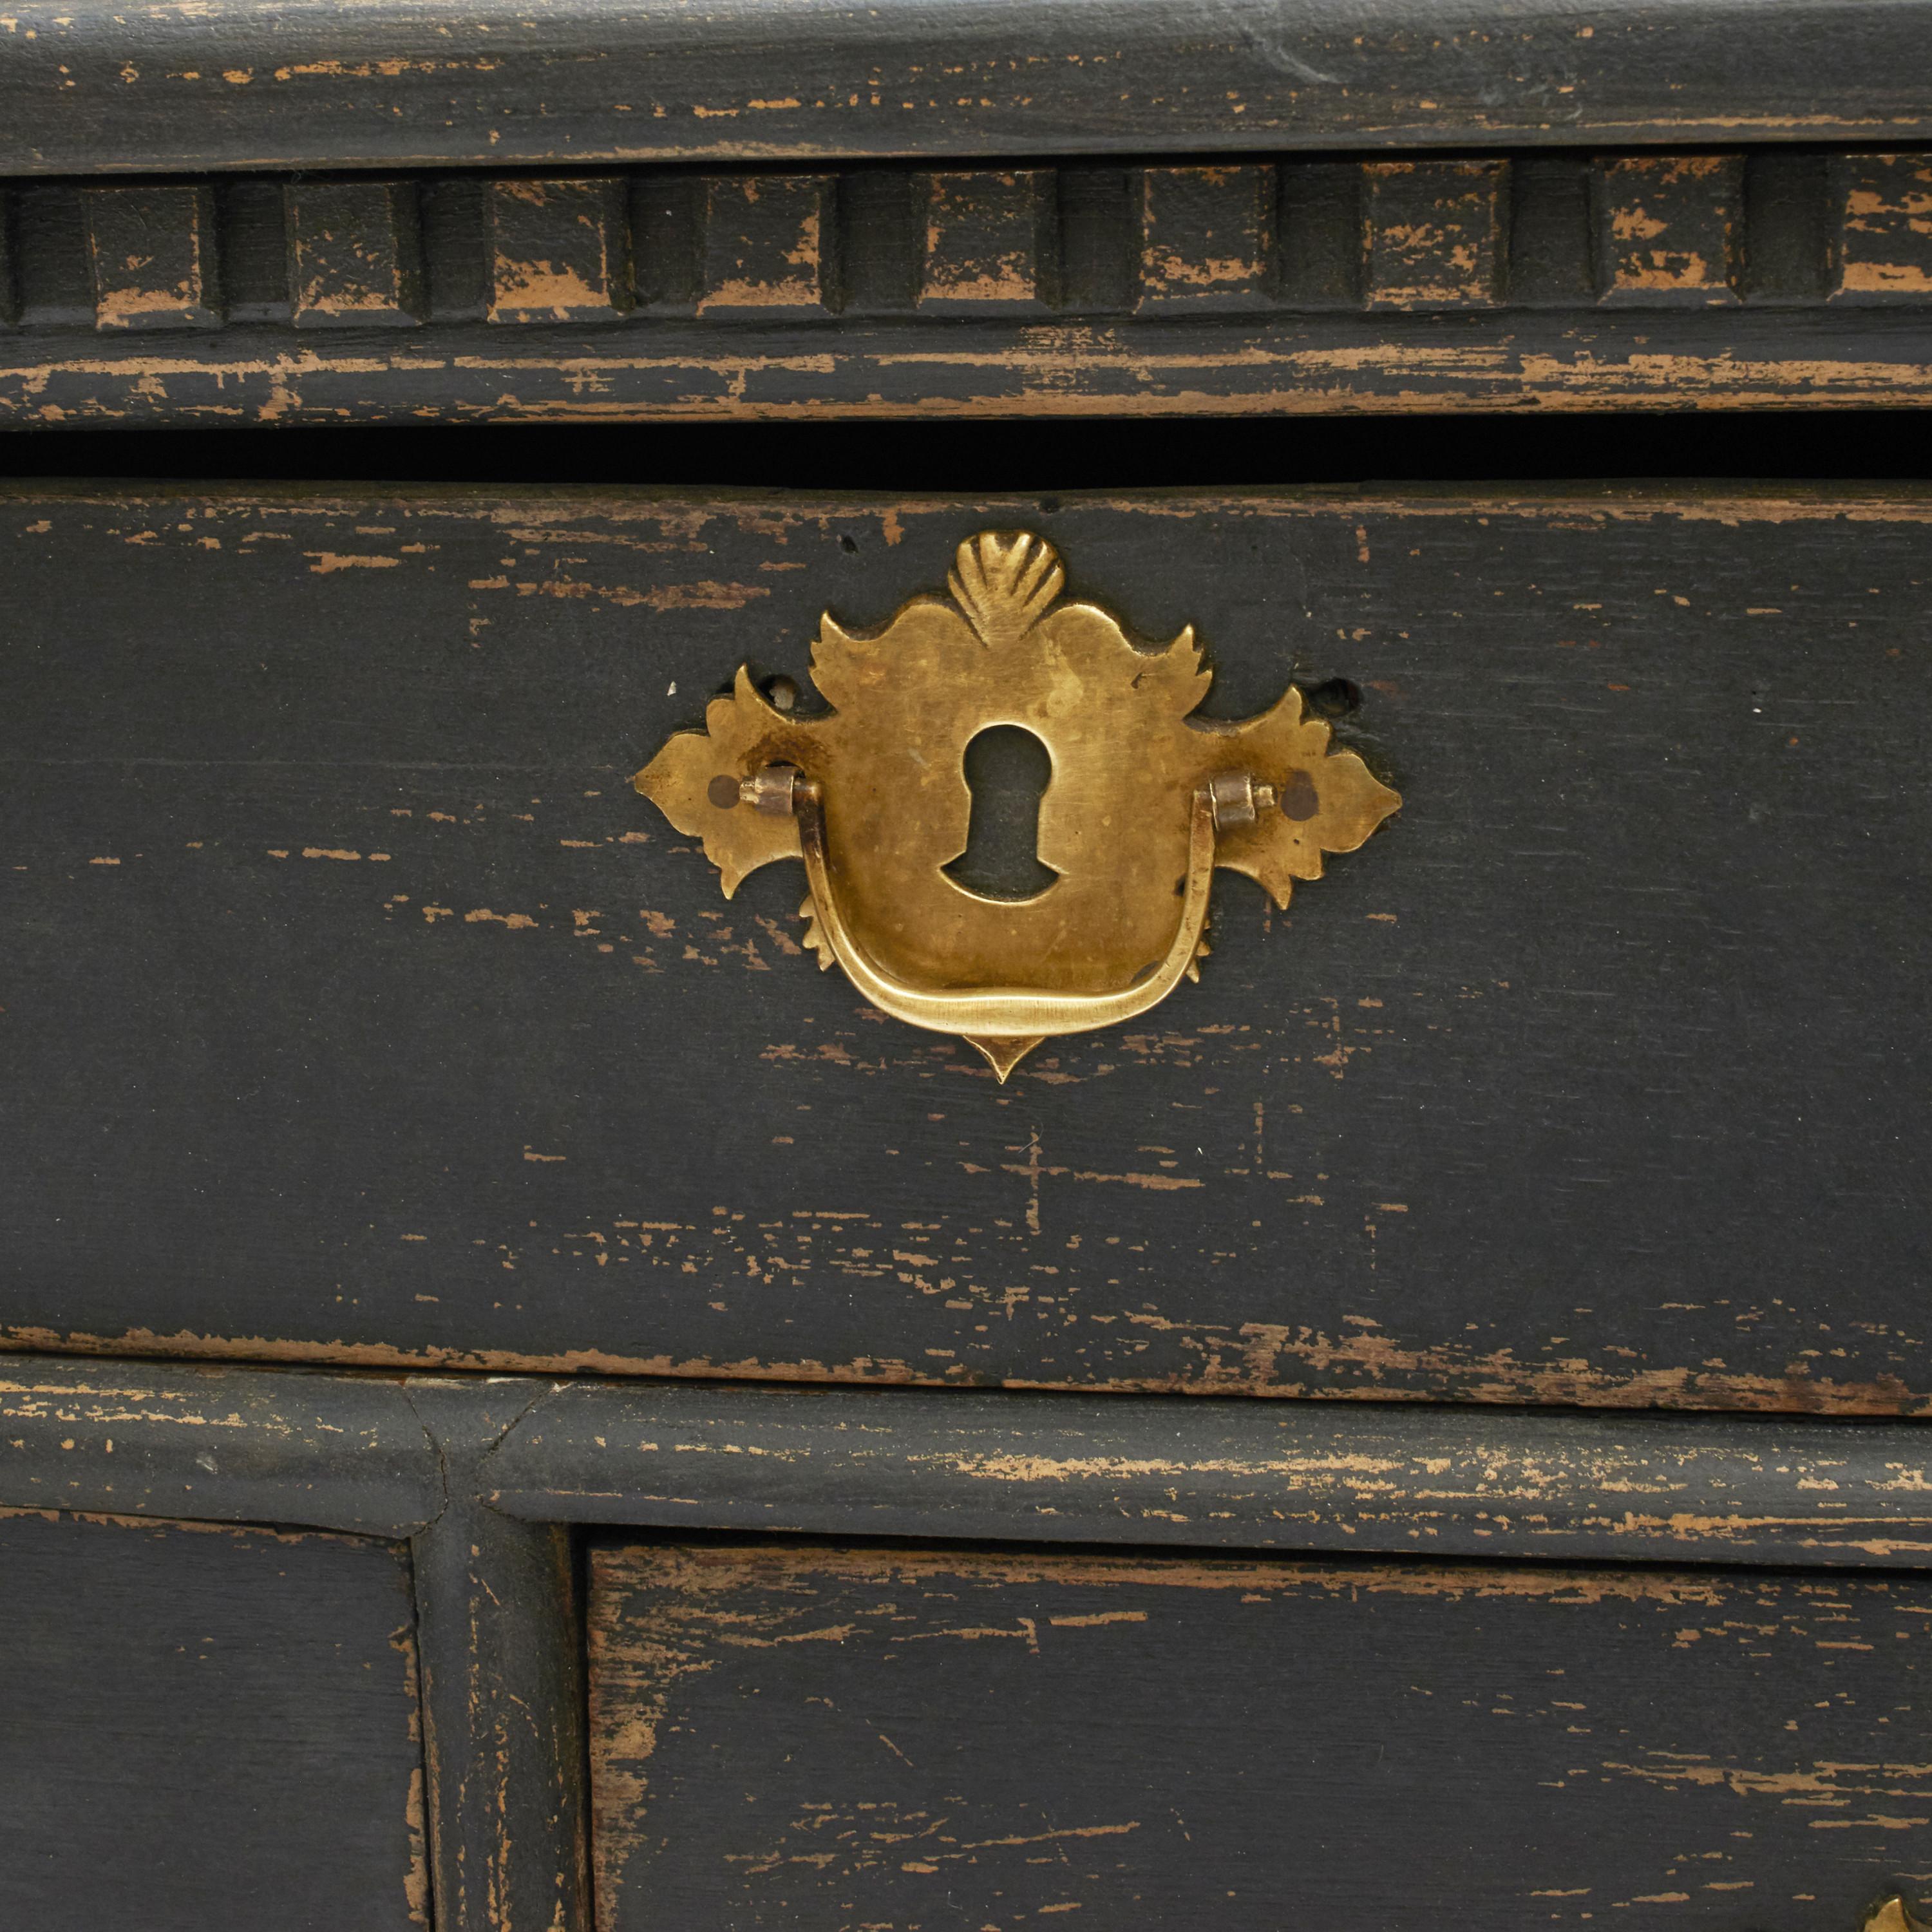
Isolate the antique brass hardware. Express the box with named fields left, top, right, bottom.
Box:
left=635, top=531, right=1400, bottom=1078
left=1866, top=1900, right=1931, bottom=1932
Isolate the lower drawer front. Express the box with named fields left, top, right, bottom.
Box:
left=589, top=1543, right=1931, bottom=1932
left=0, top=1508, right=426, bottom=1932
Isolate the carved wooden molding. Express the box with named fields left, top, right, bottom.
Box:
left=5, top=153, right=1927, bottom=337
left=2, top=151, right=1927, bottom=421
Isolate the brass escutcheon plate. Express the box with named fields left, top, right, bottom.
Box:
left=635, top=531, right=1400, bottom=1077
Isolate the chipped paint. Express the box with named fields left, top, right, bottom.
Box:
left=1597, top=155, right=1741, bottom=301
left=588, top=1542, right=1932, bottom=1924
left=1365, top=158, right=1506, bottom=309
left=3, top=147, right=1931, bottom=419
left=6, top=484, right=1932, bottom=1418
left=1838, top=155, right=1932, bottom=298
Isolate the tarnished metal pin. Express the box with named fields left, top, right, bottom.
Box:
left=1207, top=771, right=1260, bottom=830
left=741, top=763, right=804, bottom=815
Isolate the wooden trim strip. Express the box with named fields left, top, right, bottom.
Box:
left=4, top=305, right=1930, bottom=424
left=6, top=0, right=1932, bottom=176
left=480, top=1382, right=1932, bottom=1569
left=6, top=1356, right=1930, bottom=1569
left=0, top=1356, right=443, bottom=1535
left=407, top=1381, right=591, bottom=1932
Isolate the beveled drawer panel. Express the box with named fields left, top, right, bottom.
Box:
left=2, top=484, right=1929, bottom=1412
left=589, top=1540, right=1932, bottom=1931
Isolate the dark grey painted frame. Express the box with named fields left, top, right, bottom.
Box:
left=7, top=0, right=1932, bottom=176
left=3, top=1352, right=1930, bottom=1932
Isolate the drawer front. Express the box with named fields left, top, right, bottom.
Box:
left=589, top=1540, right=1932, bottom=1931
left=0, top=1508, right=426, bottom=1932
left=2, top=484, right=1929, bottom=1411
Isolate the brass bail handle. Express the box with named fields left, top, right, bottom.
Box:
left=742, top=761, right=1248, bottom=1077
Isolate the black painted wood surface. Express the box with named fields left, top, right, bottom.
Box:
left=6, top=0, right=1932, bottom=177
left=0, top=1508, right=426, bottom=1931
left=3, top=484, right=1929, bottom=1412
left=0, top=1354, right=442, bottom=1531
left=6, top=1355, right=1932, bottom=1569
left=9, top=1355, right=1932, bottom=1570
left=483, top=1382, right=1932, bottom=1569
left=589, top=1540, right=1932, bottom=1932
left=406, top=1379, right=591, bottom=1932
left=5, top=152, right=1931, bottom=424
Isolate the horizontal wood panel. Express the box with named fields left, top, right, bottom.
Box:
left=3, top=153, right=1931, bottom=422
left=6, top=0, right=1932, bottom=176
left=2, top=485, right=1929, bottom=1412
left=0, top=1510, right=426, bottom=1931
left=589, top=1541, right=1932, bottom=1931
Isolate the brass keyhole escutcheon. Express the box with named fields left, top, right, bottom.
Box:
left=635, top=530, right=1401, bottom=1078
left=943, top=725, right=1061, bottom=904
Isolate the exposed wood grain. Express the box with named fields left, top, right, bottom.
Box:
left=1363, top=158, right=1508, bottom=310
left=0, top=1509, right=426, bottom=1931
left=0, top=1356, right=442, bottom=1533
left=3, top=306, right=1931, bottom=423
left=484, top=1382, right=1932, bottom=1567
left=589, top=1540, right=1932, bottom=1931
left=6, top=1353, right=1929, bottom=1569
left=1135, top=164, right=1273, bottom=315
left=698, top=174, right=835, bottom=317
left=8, top=0, right=1932, bottom=176
left=3, top=485, right=1930, bottom=1412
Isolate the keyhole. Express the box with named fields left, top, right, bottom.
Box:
left=942, top=725, right=1060, bottom=902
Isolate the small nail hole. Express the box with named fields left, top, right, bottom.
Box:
left=839, top=534, right=858, bottom=553
left=1305, top=677, right=1361, bottom=719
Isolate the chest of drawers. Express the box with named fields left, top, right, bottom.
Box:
left=3, top=5, right=1931, bottom=1929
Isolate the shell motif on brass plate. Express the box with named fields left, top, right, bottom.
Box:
left=635, top=530, right=1401, bottom=1079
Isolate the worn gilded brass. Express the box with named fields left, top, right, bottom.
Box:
left=1866, top=1900, right=1932, bottom=1932
left=634, top=531, right=1400, bottom=1077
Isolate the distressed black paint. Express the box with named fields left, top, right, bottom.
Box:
left=483, top=1381, right=1932, bottom=1568
left=1, top=486, right=1929, bottom=1411
left=3, top=151, right=1930, bottom=425
left=6, top=0, right=1932, bottom=177
left=589, top=1541, right=1932, bottom=1932
left=0, top=1510, right=426, bottom=1931
left=0, top=1355, right=443, bottom=1532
